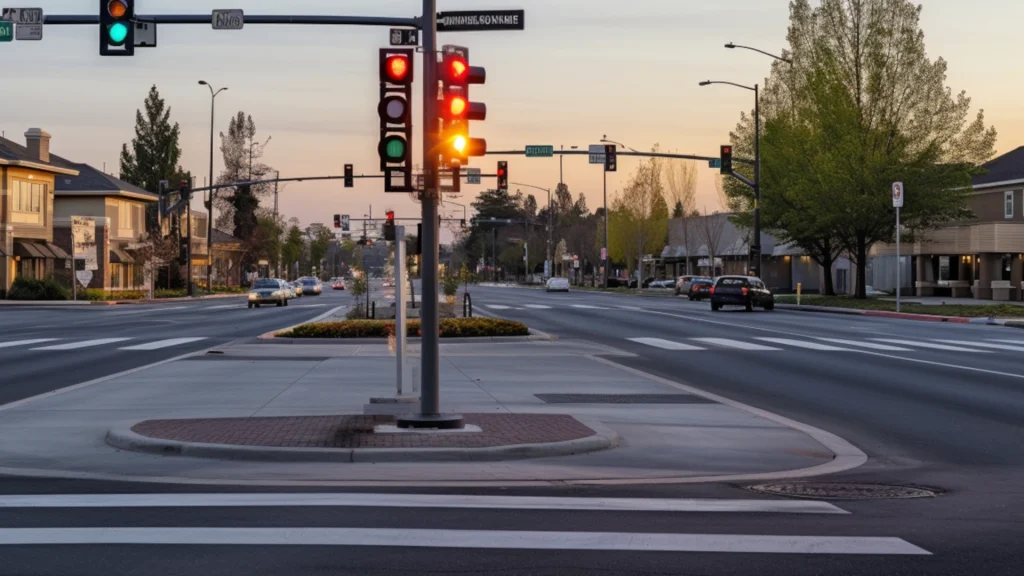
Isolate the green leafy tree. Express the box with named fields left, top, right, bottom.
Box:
left=307, top=223, right=334, bottom=274
left=610, top=152, right=669, bottom=286
left=280, top=224, right=305, bottom=280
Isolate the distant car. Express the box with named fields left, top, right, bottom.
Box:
left=248, top=279, right=290, bottom=309
left=279, top=280, right=298, bottom=299
left=648, top=279, right=675, bottom=289
left=545, top=277, right=570, bottom=292
left=382, top=279, right=394, bottom=288
left=299, top=277, right=322, bottom=295
left=710, top=275, right=774, bottom=312
left=675, top=275, right=709, bottom=295
left=332, top=279, right=345, bottom=290
left=687, top=278, right=714, bottom=301
left=290, top=280, right=303, bottom=296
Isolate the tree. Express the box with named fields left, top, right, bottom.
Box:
left=700, top=209, right=726, bottom=276
left=119, top=85, right=190, bottom=231
left=610, top=152, right=668, bottom=287
left=281, top=224, right=305, bottom=280
left=216, top=112, right=274, bottom=231
left=307, top=223, right=334, bottom=276
left=678, top=209, right=702, bottom=275
left=664, top=159, right=698, bottom=218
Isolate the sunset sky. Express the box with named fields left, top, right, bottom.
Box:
left=2, top=0, right=1021, bottom=238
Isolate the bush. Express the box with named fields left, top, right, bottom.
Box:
left=7, top=278, right=70, bottom=301
left=83, top=289, right=147, bottom=301
left=155, top=288, right=188, bottom=299
left=278, top=317, right=529, bottom=338
left=442, top=271, right=460, bottom=298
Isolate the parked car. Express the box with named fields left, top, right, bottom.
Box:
left=675, top=275, right=709, bottom=295
left=299, top=277, right=323, bottom=295
left=332, top=279, right=346, bottom=290
left=545, top=277, right=570, bottom=292
left=648, top=279, right=675, bottom=289
left=606, top=277, right=630, bottom=288
left=248, top=278, right=291, bottom=309
left=710, top=275, right=774, bottom=312
left=382, top=279, right=394, bottom=288
left=687, top=278, right=714, bottom=301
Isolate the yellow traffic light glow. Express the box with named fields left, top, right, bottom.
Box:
left=107, top=0, right=128, bottom=18
left=452, top=135, right=468, bottom=153
left=449, top=97, right=467, bottom=118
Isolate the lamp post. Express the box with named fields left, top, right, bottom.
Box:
left=512, top=182, right=551, bottom=278
left=558, top=144, right=578, bottom=188
left=198, top=81, right=227, bottom=290
left=598, top=137, right=636, bottom=287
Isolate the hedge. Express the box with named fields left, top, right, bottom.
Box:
left=278, top=318, right=529, bottom=338
left=6, top=278, right=70, bottom=301
left=83, top=289, right=148, bottom=301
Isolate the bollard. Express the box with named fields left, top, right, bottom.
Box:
left=463, top=292, right=473, bottom=318
left=371, top=300, right=376, bottom=319
left=797, top=282, right=802, bottom=306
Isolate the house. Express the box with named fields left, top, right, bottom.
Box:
left=211, top=229, right=246, bottom=286
left=870, top=146, right=1024, bottom=300
left=0, top=129, right=79, bottom=295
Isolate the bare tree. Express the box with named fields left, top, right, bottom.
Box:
left=679, top=212, right=702, bottom=276
left=664, top=159, right=698, bottom=217
left=700, top=207, right=726, bottom=277
left=610, top=153, right=669, bottom=288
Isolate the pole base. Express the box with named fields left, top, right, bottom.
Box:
left=395, top=413, right=465, bottom=430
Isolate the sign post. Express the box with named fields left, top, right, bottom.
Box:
left=892, top=182, right=904, bottom=312
left=395, top=225, right=408, bottom=395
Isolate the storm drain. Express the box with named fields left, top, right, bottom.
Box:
left=746, top=482, right=938, bottom=500
left=535, top=393, right=715, bottom=404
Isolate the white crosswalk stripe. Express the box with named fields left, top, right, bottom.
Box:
left=0, top=338, right=59, bottom=349
left=31, top=338, right=133, bottom=351
left=691, top=338, right=781, bottom=351
left=872, top=339, right=992, bottom=352
left=987, top=339, right=1024, bottom=345
left=933, top=340, right=1024, bottom=352
left=755, top=338, right=851, bottom=351
left=119, top=337, right=208, bottom=351
left=815, top=338, right=912, bottom=351
left=627, top=338, right=705, bottom=351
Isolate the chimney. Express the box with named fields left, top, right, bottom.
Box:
left=25, top=128, right=51, bottom=163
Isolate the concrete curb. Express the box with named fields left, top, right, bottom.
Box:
left=258, top=332, right=557, bottom=345
left=775, top=302, right=998, bottom=324
left=0, top=293, right=245, bottom=307
left=105, top=418, right=617, bottom=463
left=256, top=305, right=349, bottom=339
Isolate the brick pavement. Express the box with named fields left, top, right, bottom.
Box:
left=131, top=414, right=596, bottom=449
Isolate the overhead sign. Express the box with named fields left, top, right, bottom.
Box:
left=525, top=145, right=553, bottom=158
left=71, top=216, right=98, bottom=271
left=2, top=7, right=43, bottom=24
left=341, top=214, right=350, bottom=232
left=14, top=22, right=39, bottom=39
left=892, top=181, right=904, bottom=208
left=437, top=9, right=525, bottom=32
left=466, top=167, right=481, bottom=185
left=212, top=9, right=243, bottom=30
left=134, top=21, right=156, bottom=47
left=588, top=144, right=606, bottom=165
left=708, top=158, right=722, bottom=169
left=389, top=28, right=418, bottom=46
left=0, top=21, right=11, bottom=41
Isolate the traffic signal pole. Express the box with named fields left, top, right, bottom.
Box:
left=752, top=83, right=762, bottom=278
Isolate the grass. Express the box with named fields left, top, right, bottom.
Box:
left=774, top=294, right=1024, bottom=318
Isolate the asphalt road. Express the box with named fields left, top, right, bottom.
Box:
left=1, top=283, right=1022, bottom=575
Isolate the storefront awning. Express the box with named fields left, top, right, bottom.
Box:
left=109, top=247, right=134, bottom=264
left=13, top=241, right=48, bottom=259
left=45, top=242, right=69, bottom=259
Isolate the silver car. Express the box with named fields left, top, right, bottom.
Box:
left=248, top=279, right=291, bottom=308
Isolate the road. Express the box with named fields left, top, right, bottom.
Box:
left=1, top=283, right=1021, bottom=575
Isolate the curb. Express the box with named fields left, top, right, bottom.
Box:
left=105, top=418, right=617, bottom=463
left=0, top=293, right=245, bottom=307
left=257, top=332, right=556, bottom=345
left=256, top=304, right=349, bottom=339
left=776, top=303, right=992, bottom=324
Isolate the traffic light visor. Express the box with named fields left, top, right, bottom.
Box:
left=385, top=55, right=410, bottom=83
left=107, top=0, right=128, bottom=17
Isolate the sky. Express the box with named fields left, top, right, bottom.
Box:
left=3, top=0, right=1022, bottom=240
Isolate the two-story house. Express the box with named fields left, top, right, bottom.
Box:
left=0, top=129, right=79, bottom=295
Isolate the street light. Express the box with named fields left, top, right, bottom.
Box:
left=559, top=144, right=578, bottom=187
left=198, top=80, right=227, bottom=290
left=724, top=42, right=793, bottom=64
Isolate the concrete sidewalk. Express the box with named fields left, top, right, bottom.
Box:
left=0, top=339, right=864, bottom=487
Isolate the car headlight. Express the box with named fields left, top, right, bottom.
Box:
left=248, top=293, right=258, bottom=300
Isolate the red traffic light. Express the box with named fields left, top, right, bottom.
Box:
left=385, top=54, right=410, bottom=83
left=721, top=145, right=732, bottom=154
left=386, top=210, right=395, bottom=221
left=446, top=56, right=468, bottom=82
left=447, top=96, right=467, bottom=118
left=497, top=167, right=506, bottom=177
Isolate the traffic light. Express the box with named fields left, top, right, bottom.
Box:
left=378, top=48, right=414, bottom=192
left=604, top=145, right=617, bottom=172
left=720, top=145, right=733, bottom=175
left=344, top=164, right=354, bottom=188
left=99, top=0, right=134, bottom=56
left=439, top=45, right=487, bottom=168
left=496, top=161, right=508, bottom=191
left=333, top=214, right=341, bottom=229
left=178, top=236, right=188, bottom=265
left=178, top=179, right=191, bottom=201
left=384, top=210, right=396, bottom=242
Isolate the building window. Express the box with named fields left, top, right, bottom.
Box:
left=1005, top=191, right=1014, bottom=219
left=13, top=180, right=45, bottom=213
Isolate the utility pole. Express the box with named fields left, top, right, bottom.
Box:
left=603, top=168, right=608, bottom=288
left=273, top=170, right=280, bottom=278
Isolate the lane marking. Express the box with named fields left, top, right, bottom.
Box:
left=933, top=340, right=1024, bottom=352
left=571, top=304, right=606, bottom=309
left=691, top=338, right=781, bottom=351
left=873, top=339, right=991, bottom=352
left=627, top=338, right=705, bottom=351
left=0, top=338, right=59, bottom=349
left=119, top=337, right=209, bottom=351
left=988, top=339, right=1024, bottom=345
left=755, top=338, right=850, bottom=351
left=30, top=338, right=133, bottom=351
left=524, top=304, right=552, bottom=309
left=815, top=338, right=912, bottom=351
left=484, top=305, right=512, bottom=310
left=0, top=493, right=847, bottom=514
left=203, top=304, right=239, bottom=310
left=0, top=528, right=929, bottom=554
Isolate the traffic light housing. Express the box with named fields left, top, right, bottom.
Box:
left=439, top=45, right=487, bottom=168
left=99, top=0, right=134, bottom=56
left=178, top=179, right=191, bottom=201
left=344, top=164, right=354, bottom=188
left=604, top=145, right=617, bottom=172
left=178, top=236, right=188, bottom=265
left=378, top=48, right=414, bottom=192
left=334, top=214, right=341, bottom=229
left=720, top=145, right=733, bottom=174
left=496, top=161, right=508, bottom=191
left=384, top=210, right=396, bottom=242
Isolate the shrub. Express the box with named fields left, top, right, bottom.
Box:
left=7, top=278, right=69, bottom=301
left=83, top=289, right=147, bottom=301
left=278, top=317, right=529, bottom=338
left=442, top=271, right=460, bottom=298
left=155, top=288, right=188, bottom=299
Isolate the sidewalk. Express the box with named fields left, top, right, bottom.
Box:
left=0, top=293, right=245, bottom=306
left=0, top=339, right=863, bottom=486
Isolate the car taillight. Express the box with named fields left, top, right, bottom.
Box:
left=709, top=286, right=715, bottom=295
left=691, top=285, right=698, bottom=292
left=741, top=287, right=749, bottom=296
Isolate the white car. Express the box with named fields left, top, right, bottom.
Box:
left=545, top=277, right=570, bottom=292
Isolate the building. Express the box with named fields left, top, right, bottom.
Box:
left=211, top=229, right=246, bottom=286
left=870, top=146, right=1024, bottom=300
left=0, top=129, right=78, bottom=295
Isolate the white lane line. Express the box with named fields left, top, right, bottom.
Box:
left=815, top=338, right=912, bottom=351
left=484, top=305, right=512, bottom=310
left=524, top=304, right=552, bottom=309
left=571, top=304, right=606, bottom=309
left=0, top=493, right=846, bottom=514
left=0, top=338, right=59, bottom=349
left=0, top=528, right=928, bottom=554
left=31, top=338, right=133, bottom=351
left=203, top=304, right=239, bottom=310
left=873, top=339, right=991, bottom=352
left=691, top=338, right=781, bottom=351
left=118, top=337, right=208, bottom=351
left=988, top=339, right=1024, bottom=345
left=295, top=304, right=327, bottom=308
left=615, top=305, right=644, bottom=311
left=627, top=338, right=706, bottom=351
left=933, top=340, right=1024, bottom=352
left=755, top=338, right=851, bottom=351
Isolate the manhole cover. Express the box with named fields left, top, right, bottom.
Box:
left=746, top=482, right=938, bottom=500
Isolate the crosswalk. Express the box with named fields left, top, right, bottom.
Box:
left=0, top=492, right=930, bottom=556
left=626, top=336, right=1024, bottom=354
left=0, top=337, right=209, bottom=353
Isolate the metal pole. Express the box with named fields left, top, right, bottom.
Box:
left=752, top=83, right=762, bottom=278
left=206, top=91, right=216, bottom=290
left=603, top=169, right=608, bottom=288
left=273, top=170, right=280, bottom=278
left=896, top=206, right=901, bottom=312
left=395, top=225, right=407, bottom=395
left=547, top=187, right=552, bottom=278
left=71, top=232, right=76, bottom=301
left=492, top=228, right=498, bottom=282
left=186, top=202, right=192, bottom=296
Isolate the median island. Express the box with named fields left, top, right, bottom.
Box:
left=276, top=318, right=529, bottom=338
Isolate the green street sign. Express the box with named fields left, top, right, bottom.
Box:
left=708, top=158, right=722, bottom=169
left=0, top=22, right=13, bottom=42
left=525, top=145, right=553, bottom=158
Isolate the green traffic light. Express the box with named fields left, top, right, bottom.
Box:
left=385, top=138, right=405, bottom=160
left=107, top=22, right=128, bottom=45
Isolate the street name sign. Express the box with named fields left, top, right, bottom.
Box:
left=212, top=9, right=243, bottom=30
left=437, top=10, right=525, bottom=32
left=389, top=28, right=418, bottom=46
left=525, top=145, right=553, bottom=157
left=588, top=144, right=605, bottom=164
left=708, top=158, right=722, bottom=168
left=466, top=167, right=481, bottom=184
left=0, top=21, right=11, bottom=41
left=15, top=22, right=40, bottom=40
left=1, top=7, right=43, bottom=24
left=892, top=181, right=904, bottom=208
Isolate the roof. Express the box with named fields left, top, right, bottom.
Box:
left=662, top=213, right=780, bottom=259
left=50, top=156, right=157, bottom=201
left=212, top=229, right=245, bottom=246
left=974, top=146, right=1024, bottom=189
left=0, top=136, right=79, bottom=176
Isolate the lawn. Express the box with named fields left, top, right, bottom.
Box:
left=774, top=294, right=1024, bottom=318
